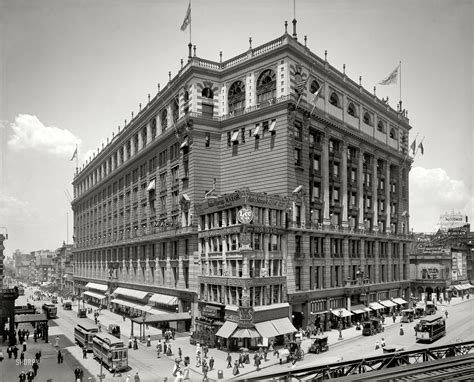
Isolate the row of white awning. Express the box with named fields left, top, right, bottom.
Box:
left=216, top=317, right=296, bottom=339
left=453, top=283, right=473, bottom=291
left=326, top=298, right=409, bottom=316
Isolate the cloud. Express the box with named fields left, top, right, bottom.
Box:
left=410, top=167, right=472, bottom=231
left=0, top=191, right=35, bottom=224
left=8, top=114, right=81, bottom=157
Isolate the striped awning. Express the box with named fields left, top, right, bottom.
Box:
left=392, top=298, right=408, bottom=305
left=369, top=302, right=385, bottom=310
left=331, top=308, right=353, bottom=317
left=232, top=328, right=260, bottom=338
left=380, top=300, right=397, bottom=308
left=216, top=321, right=238, bottom=339
left=149, top=293, right=178, bottom=306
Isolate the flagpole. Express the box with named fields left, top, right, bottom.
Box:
left=399, top=61, right=402, bottom=110
left=75, top=144, right=78, bottom=174
left=189, top=0, right=192, bottom=45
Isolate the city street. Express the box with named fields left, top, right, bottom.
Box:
left=2, top=289, right=473, bottom=381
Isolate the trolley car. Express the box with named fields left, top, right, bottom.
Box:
left=42, top=303, right=58, bottom=319
left=74, top=321, right=99, bottom=351
left=92, top=332, right=128, bottom=372
left=415, top=315, right=446, bottom=343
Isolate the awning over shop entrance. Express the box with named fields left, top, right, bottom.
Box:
left=148, top=293, right=178, bottom=306
left=83, top=291, right=106, bottom=300
left=392, top=298, right=408, bottom=305
left=85, top=282, right=108, bottom=292
left=369, top=302, right=385, bottom=310
left=350, top=304, right=368, bottom=314
left=380, top=300, right=397, bottom=308
left=460, top=283, right=473, bottom=290
left=112, top=287, right=149, bottom=301
left=255, top=322, right=280, bottom=338
left=216, top=321, right=238, bottom=339
left=271, top=318, right=297, bottom=335
left=111, top=298, right=142, bottom=309
left=330, top=308, right=353, bottom=317
left=453, top=285, right=464, bottom=291
left=232, top=328, right=260, bottom=338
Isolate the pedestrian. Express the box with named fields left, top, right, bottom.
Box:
left=26, top=369, right=34, bottom=382
left=83, top=348, right=87, bottom=359
left=26, top=330, right=30, bottom=341
left=133, top=337, right=138, bottom=350
left=13, top=346, right=18, bottom=359
left=392, top=314, right=396, bottom=324
left=147, top=335, right=151, bottom=347
left=128, top=338, right=133, bottom=349
left=209, top=356, right=214, bottom=370
left=253, top=352, right=259, bottom=367
left=35, top=352, right=40, bottom=364
left=171, top=329, right=175, bottom=340
left=18, top=371, right=27, bottom=382
left=134, top=371, right=141, bottom=382
left=226, top=352, right=232, bottom=368
left=202, top=361, right=209, bottom=379
left=20, top=351, right=25, bottom=365
left=203, top=345, right=208, bottom=358
left=239, top=353, right=245, bottom=368
left=255, top=355, right=261, bottom=371
left=55, top=336, right=60, bottom=348
left=233, top=360, right=240, bottom=376
left=375, top=340, right=380, bottom=350
left=97, top=321, right=101, bottom=332
left=32, top=360, right=39, bottom=376
left=381, top=338, right=386, bottom=348
left=178, top=347, right=182, bottom=359
left=57, top=349, right=62, bottom=363
left=172, top=360, right=181, bottom=377
left=263, top=348, right=268, bottom=361
left=163, top=342, right=168, bottom=355
left=399, top=324, right=404, bottom=336
left=196, top=354, right=201, bottom=368
left=33, top=332, right=37, bottom=343
left=7, top=346, right=12, bottom=359
left=167, top=344, right=172, bottom=356
left=174, top=369, right=184, bottom=382
left=445, top=310, right=448, bottom=319
left=156, top=340, right=162, bottom=358
left=23, top=341, right=27, bottom=352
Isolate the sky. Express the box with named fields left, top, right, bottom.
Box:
left=0, top=0, right=472, bottom=255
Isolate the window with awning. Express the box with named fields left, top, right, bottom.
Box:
left=269, top=119, right=276, bottom=132
left=147, top=179, right=156, bottom=192
left=231, top=130, right=240, bottom=142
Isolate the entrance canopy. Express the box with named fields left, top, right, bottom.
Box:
left=216, top=321, right=238, bottom=339
left=83, top=291, right=106, bottom=301
left=85, top=283, right=108, bottom=292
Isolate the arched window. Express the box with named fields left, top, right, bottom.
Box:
left=256, top=69, right=276, bottom=103
left=347, top=102, right=356, bottom=117
left=202, top=87, right=214, bottom=117
left=377, top=120, right=385, bottom=133
left=329, top=92, right=340, bottom=108
left=310, top=80, right=320, bottom=94
left=228, top=80, right=245, bottom=113
left=202, top=87, right=213, bottom=99
left=161, top=109, right=168, bottom=131
left=183, top=91, right=190, bottom=114
left=389, top=127, right=396, bottom=139
left=363, top=111, right=372, bottom=126
left=172, top=97, right=179, bottom=123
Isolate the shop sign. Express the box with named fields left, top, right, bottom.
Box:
left=202, top=306, right=220, bottom=318
left=237, top=206, right=254, bottom=224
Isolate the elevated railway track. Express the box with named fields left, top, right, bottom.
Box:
left=249, top=340, right=474, bottom=381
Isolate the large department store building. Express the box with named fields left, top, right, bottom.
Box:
left=71, top=22, right=413, bottom=347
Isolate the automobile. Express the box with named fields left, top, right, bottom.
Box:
left=401, top=309, right=415, bottom=323
left=383, top=344, right=404, bottom=353
left=308, top=335, right=329, bottom=354
left=77, top=308, right=87, bottom=318
left=63, top=301, right=72, bottom=310
left=108, top=324, right=121, bottom=338
left=425, top=301, right=437, bottom=315
left=362, top=318, right=384, bottom=336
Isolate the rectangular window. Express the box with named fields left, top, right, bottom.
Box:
left=231, top=130, right=239, bottom=144
left=205, top=133, right=210, bottom=147
left=295, top=267, right=301, bottom=290
left=227, top=131, right=231, bottom=147
left=294, top=148, right=302, bottom=166
left=202, top=103, right=214, bottom=117
left=241, top=127, right=245, bottom=143
left=312, top=183, right=320, bottom=200
left=313, top=155, right=320, bottom=171
left=294, top=120, right=302, bottom=140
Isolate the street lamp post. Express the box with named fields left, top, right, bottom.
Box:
left=338, top=309, right=343, bottom=340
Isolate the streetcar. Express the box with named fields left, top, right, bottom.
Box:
left=92, top=332, right=128, bottom=372
left=415, top=315, right=446, bottom=343
left=42, top=303, right=58, bottom=319
left=74, top=321, right=99, bottom=351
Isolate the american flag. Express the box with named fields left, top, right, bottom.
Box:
left=295, top=77, right=308, bottom=94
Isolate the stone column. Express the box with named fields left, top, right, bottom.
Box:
left=322, top=135, right=331, bottom=225
left=341, top=141, right=348, bottom=228
left=372, top=156, right=378, bottom=232
left=385, top=162, right=391, bottom=233
left=357, top=150, right=364, bottom=230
